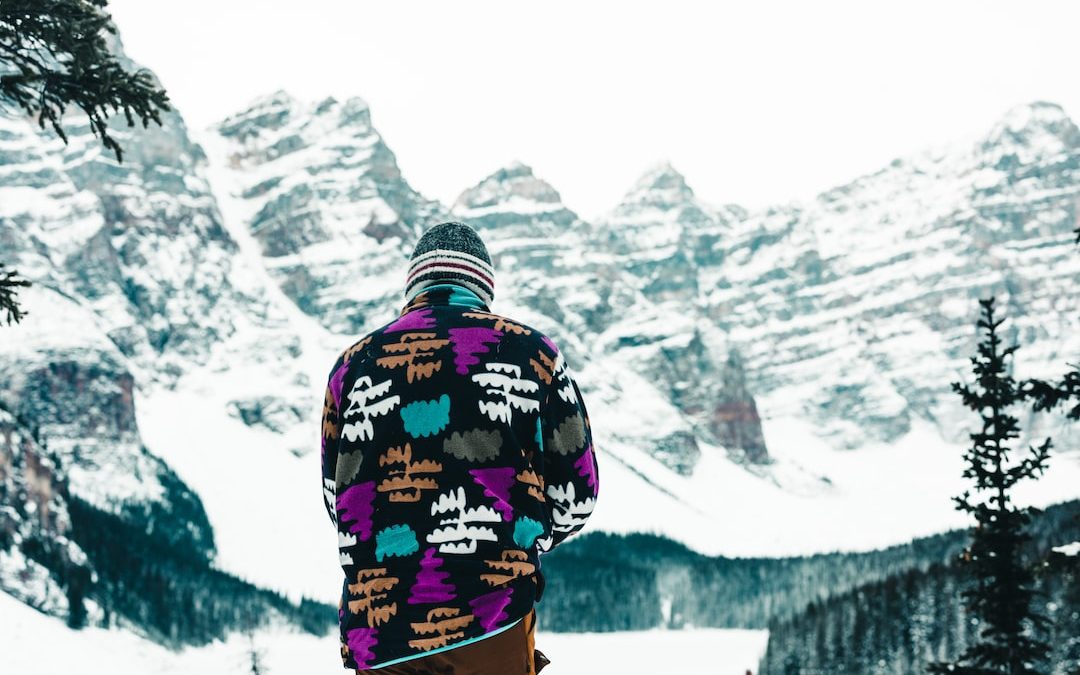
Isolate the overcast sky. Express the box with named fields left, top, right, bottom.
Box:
left=109, top=0, right=1080, bottom=220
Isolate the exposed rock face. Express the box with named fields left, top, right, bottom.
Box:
left=0, top=407, right=86, bottom=616
left=0, top=41, right=276, bottom=621
left=227, top=395, right=307, bottom=434
left=592, top=161, right=743, bottom=304
left=211, top=91, right=447, bottom=334
left=453, top=161, right=581, bottom=237
left=712, top=349, right=768, bottom=464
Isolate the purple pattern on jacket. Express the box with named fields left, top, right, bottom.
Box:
left=575, top=444, right=598, bottom=495
left=469, top=467, right=517, bottom=521
left=329, top=360, right=350, bottom=409
left=385, top=308, right=436, bottom=333
left=469, top=587, right=514, bottom=632
left=408, top=547, right=456, bottom=605
left=346, top=626, right=379, bottom=668
left=448, top=326, right=503, bottom=375
left=337, top=481, right=376, bottom=540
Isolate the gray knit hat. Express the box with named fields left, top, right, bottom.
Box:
left=405, top=221, right=495, bottom=305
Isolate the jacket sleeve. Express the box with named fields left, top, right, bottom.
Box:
left=536, top=344, right=599, bottom=553
left=320, top=354, right=346, bottom=529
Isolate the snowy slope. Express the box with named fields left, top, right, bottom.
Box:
left=0, top=590, right=769, bottom=675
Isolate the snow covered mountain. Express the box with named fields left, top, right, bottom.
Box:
left=592, top=160, right=745, bottom=304
left=707, top=100, right=1080, bottom=455
left=207, top=91, right=446, bottom=334
left=3, top=47, right=1080, bottom=636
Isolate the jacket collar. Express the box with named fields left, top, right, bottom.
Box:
left=399, top=283, right=491, bottom=315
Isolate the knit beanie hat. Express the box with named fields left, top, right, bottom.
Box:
left=405, top=221, right=495, bottom=306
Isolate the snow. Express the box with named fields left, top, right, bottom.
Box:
left=0, top=548, right=69, bottom=616
left=136, top=360, right=342, bottom=604
left=581, top=414, right=1080, bottom=558
left=0, top=590, right=769, bottom=675
left=1053, top=541, right=1080, bottom=557
left=0, top=286, right=118, bottom=362
left=456, top=194, right=567, bottom=218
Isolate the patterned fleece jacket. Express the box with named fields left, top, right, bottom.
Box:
left=320, top=283, right=599, bottom=670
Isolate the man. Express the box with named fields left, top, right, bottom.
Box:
left=320, top=221, right=599, bottom=674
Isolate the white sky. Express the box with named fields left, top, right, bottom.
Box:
left=109, top=0, right=1080, bottom=221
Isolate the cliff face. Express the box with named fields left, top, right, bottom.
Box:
left=0, top=407, right=84, bottom=616
left=0, top=44, right=288, bottom=621
left=592, top=161, right=743, bottom=304
left=208, top=91, right=447, bottom=334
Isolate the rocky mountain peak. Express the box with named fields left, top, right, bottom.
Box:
left=595, top=159, right=732, bottom=270
left=217, top=90, right=298, bottom=139
left=330, top=96, right=373, bottom=130
left=215, top=92, right=378, bottom=159
left=624, top=160, right=695, bottom=206
left=492, top=159, right=535, bottom=180
left=208, top=91, right=445, bottom=333
left=982, top=100, right=1080, bottom=157
left=452, top=160, right=568, bottom=215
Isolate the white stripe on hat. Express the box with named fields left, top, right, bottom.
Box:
left=406, top=264, right=495, bottom=290
left=408, top=248, right=495, bottom=276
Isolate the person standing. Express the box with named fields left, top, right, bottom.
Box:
left=320, top=221, right=599, bottom=673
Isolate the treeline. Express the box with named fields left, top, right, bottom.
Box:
left=537, top=500, right=1080, bottom=633
left=15, top=479, right=335, bottom=648
left=758, top=547, right=1080, bottom=675
left=56, top=493, right=336, bottom=646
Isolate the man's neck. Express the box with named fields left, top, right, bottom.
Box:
left=399, top=283, right=491, bottom=315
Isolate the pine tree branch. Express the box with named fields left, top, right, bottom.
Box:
left=0, top=0, right=171, bottom=162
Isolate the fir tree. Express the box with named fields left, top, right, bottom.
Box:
left=0, top=263, right=31, bottom=325
left=928, top=297, right=1052, bottom=675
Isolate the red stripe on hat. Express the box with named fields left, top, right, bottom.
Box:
left=407, top=260, right=495, bottom=288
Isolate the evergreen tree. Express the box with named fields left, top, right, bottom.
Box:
left=928, top=297, right=1052, bottom=675
left=0, top=263, right=31, bottom=325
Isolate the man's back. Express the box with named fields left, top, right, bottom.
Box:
left=321, top=281, right=598, bottom=671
